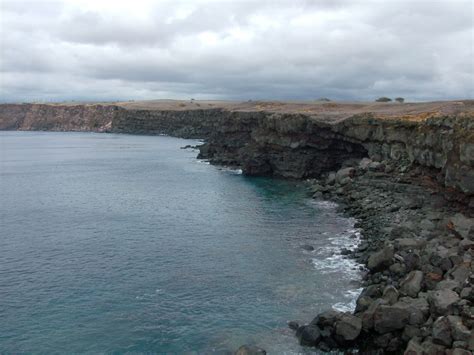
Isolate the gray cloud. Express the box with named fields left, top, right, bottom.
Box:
left=0, top=0, right=472, bottom=102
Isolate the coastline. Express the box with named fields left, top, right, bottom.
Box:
left=1, top=100, right=473, bottom=354
left=295, top=158, right=474, bottom=354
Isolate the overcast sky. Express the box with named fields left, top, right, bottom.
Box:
left=0, top=0, right=473, bottom=102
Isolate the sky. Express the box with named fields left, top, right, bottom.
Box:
left=0, top=0, right=473, bottom=102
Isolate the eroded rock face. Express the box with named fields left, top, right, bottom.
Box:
left=2, top=103, right=473, bottom=196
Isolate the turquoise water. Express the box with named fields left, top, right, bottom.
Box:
left=0, top=132, right=361, bottom=354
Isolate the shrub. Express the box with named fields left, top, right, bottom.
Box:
left=375, top=97, right=392, bottom=102
left=395, top=97, right=405, bottom=103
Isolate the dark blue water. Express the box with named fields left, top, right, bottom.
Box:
left=0, top=132, right=361, bottom=354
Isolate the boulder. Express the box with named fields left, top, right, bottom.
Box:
left=404, top=339, right=424, bottom=355
left=395, top=238, right=427, bottom=250
left=382, top=285, right=399, bottom=305
left=288, top=321, right=299, bottom=330
left=450, top=213, right=474, bottom=239
left=448, top=264, right=471, bottom=285
left=396, top=297, right=430, bottom=325
left=421, top=338, right=447, bottom=354
left=448, top=316, right=471, bottom=342
left=459, top=238, right=474, bottom=250
left=404, top=252, right=421, bottom=272
left=432, top=316, right=452, bottom=347
left=326, top=172, right=336, bottom=186
left=367, top=246, right=394, bottom=271
left=460, top=287, right=473, bottom=301
left=335, top=314, right=362, bottom=341
left=301, top=244, right=315, bottom=251
left=311, top=309, right=341, bottom=328
left=368, top=161, right=384, bottom=171
left=450, top=349, right=473, bottom=355
left=373, top=304, right=410, bottom=333
left=296, top=325, right=321, bottom=346
left=429, top=289, right=460, bottom=316
left=335, top=167, right=355, bottom=185
left=361, top=298, right=386, bottom=331
left=359, top=158, right=372, bottom=170
left=235, top=345, right=266, bottom=355
left=436, top=279, right=460, bottom=291
left=400, top=270, right=424, bottom=297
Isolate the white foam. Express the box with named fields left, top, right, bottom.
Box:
left=307, top=204, right=364, bottom=312
left=332, top=288, right=363, bottom=312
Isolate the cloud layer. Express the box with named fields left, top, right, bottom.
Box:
left=1, top=0, right=473, bottom=102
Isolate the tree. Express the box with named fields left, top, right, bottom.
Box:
left=395, top=97, right=405, bottom=103
left=375, top=97, right=392, bottom=102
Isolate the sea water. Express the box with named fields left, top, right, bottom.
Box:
left=0, top=132, right=362, bottom=353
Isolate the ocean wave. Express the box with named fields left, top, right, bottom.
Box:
left=311, top=222, right=364, bottom=312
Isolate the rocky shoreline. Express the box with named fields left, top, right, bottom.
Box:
left=290, top=158, right=474, bottom=354
left=1, top=100, right=473, bottom=354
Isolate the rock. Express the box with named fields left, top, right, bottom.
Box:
left=301, top=244, right=315, bottom=251
left=402, top=324, right=421, bottom=341
left=450, top=213, right=474, bottom=239
left=373, top=304, right=410, bottom=333
left=359, top=158, right=372, bottom=170
left=367, top=246, right=394, bottom=271
left=404, top=339, right=424, bottom=355
left=235, top=345, right=266, bottom=355
left=368, top=161, right=384, bottom=171
left=421, top=338, right=447, bottom=354
left=311, top=309, right=342, bottom=328
left=404, top=252, right=421, bottom=272
left=432, top=316, right=452, bottom=347
left=429, top=289, right=460, bottom=316
left=288, top=321, right=299, bottom=330
left=395, top=297, right=430, bottom=325
left=448, top=316, right=471, bottom=342
left=450, top=349, right=472, bottom=355
left=459, top=238, right=474, bottom=250
left=335, top=167, right=355, bottom=185
left=469, top=329, right=474, bottom=351
left=400, top=270, right=424, bottom=297
left=436, top=279, right=460, bottom=291
left=340, top=247, right=351, bottom=255
left=335, top=314, right=362, bottom=341
left=390, top=262, right=407, bottom=275
left=296, top=325, right=321, bottom=346
left=326, top=172, right=336, bottom=186
left=460, top=287, right=473, bottom=301
left=395, top=238, right=427, bottom=250
left=452, top=340, right=469, bottom=349
left=382, top=285, right=399, bottom=305
left=361, top=298, right=385, bottom=331
left=447, top=264, right=471, bottom=286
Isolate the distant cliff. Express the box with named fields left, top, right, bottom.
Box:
left=1, top=101, right=473, bottom=196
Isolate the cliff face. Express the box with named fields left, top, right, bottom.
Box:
left=0, top=101, right=473, bottom=196
left=197, top=111, right=474, bottom=196
left=0, top=104, right=117, bottom=132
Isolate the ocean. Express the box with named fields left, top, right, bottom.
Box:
left=0, top=131, right=361, bottom=353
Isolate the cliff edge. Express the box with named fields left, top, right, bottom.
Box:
left=1, top=100, right=472, bottom=198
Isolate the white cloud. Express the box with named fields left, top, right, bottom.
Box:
left=0, top=0, right=473, bottom=102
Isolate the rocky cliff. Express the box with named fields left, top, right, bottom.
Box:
left=1, top=100, right=474, bottom=354
left=1, top=101, right=473, bottom=197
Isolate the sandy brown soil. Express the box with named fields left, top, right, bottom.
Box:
left=57, top=99, right=474, bottom=121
